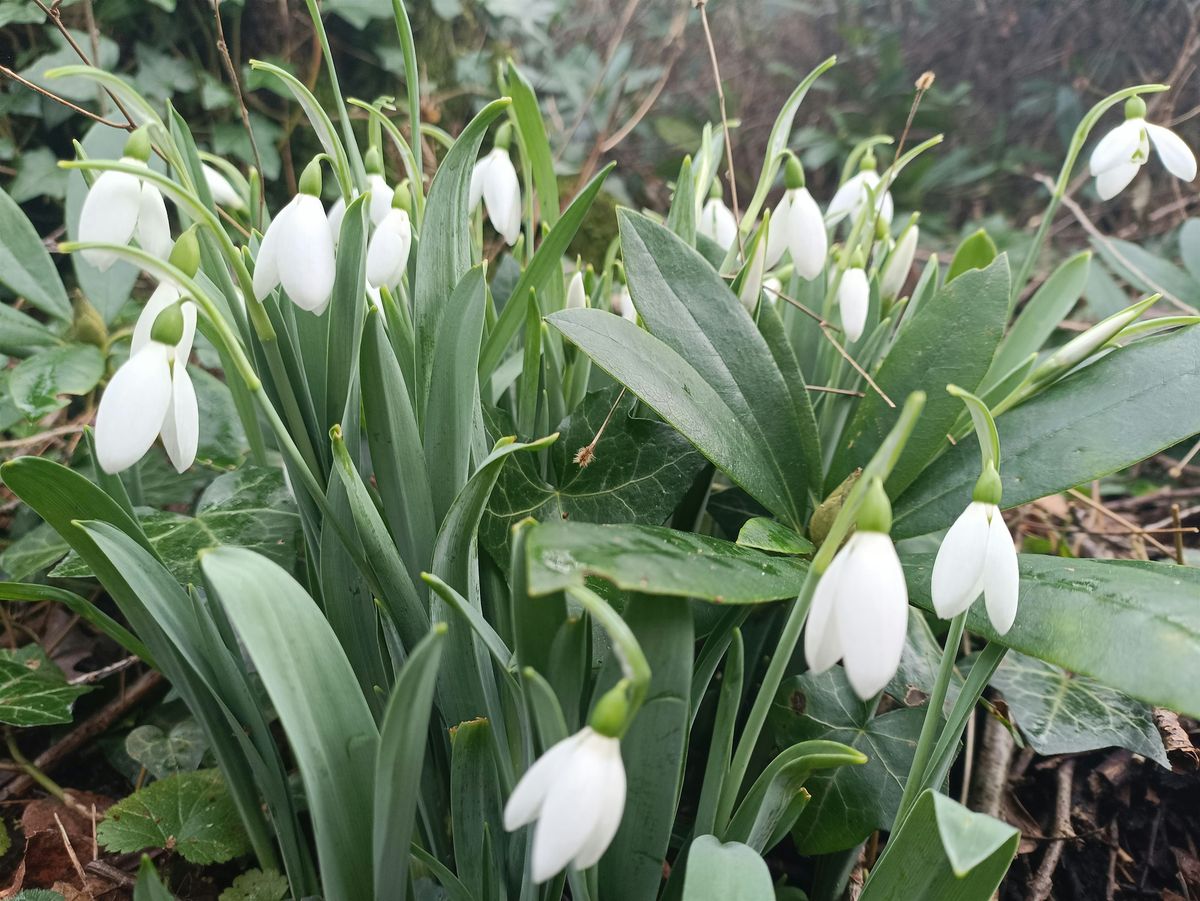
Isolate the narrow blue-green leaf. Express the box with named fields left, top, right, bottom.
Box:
left=0, top=185, right=69, bottom=319
left=506, top=59, right=559, bottom=227
left=450, top=718, right=507, bottom=897
left=946, top=228, right=998, bottom=283
left=324, top=195, right=370, bottom=435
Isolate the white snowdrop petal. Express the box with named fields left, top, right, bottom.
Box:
left=982, top=509, right=1020, bottom=635
left=327, top=196, right=347, bottom=245
left=825, top=172, right=864, bottom=224
left=877, top=190, right=894, bottom=226
left=1146, top=123, right=1198, bottom=182
left=787, top=188, right=828, bottom=281
left=835, top=532, right=909, bottom=700
left=366, top=174, right=393, bottom=225
left=469, top=156, right=490, bottom=209
left=566, top=271, right=587, bottom=310
left=366, top=224, right=408, bottom=288
left=482, top=150, right=522, bottom=246
left=699, top=199, right=738, bottom=248
left=95, top=344, right=172, bottom=474
left=161, top=365, right=199, bottom=473
left=503, top=731, right=585, bottom=831
left=838, top=268, right=870, bottom=342
left=131, top=284, right=181, bottom=358
left=569, top=736, right=626, bottom=869
left=79, top=169, right=142, bottom=271
left=203, top=164, right=242, bottom=208
left=278, top=195, right=336, bottom=312
left=880, top=225, right=918, bottom=299
left=764, top=193, right=792, bottom=269
left=531, top=735, right=611, bottom=882
left=1090, top=120, right=1144, bottom=175
left=804, top=549, right=847, bottom=674
left=177, top=300, right=198, bottom=364
left=1095, top=161, right=1140, bottom=200
left=930, top=501, right=991, bottom=619
left=136, top=183, right=173, bottom=260
left=252, top=202, right=290, bottom=300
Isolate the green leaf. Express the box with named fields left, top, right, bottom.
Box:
left=133, top=857, right=175, bottom=901
left=0, top=186, right=69, bottom=319
left=894, top=324, right=1200, bottom=539
left=323, top=194, right=370, bottom=436
left=770, top=668, right=924, bottom=854
left=830, top=255, right=1010, bottom=496
left=902, top=554, right=1200, bottom=718
left=946, top=229, right=998, bottom=283
left=483, top=387, right=707, bottom=565
left=202, top=547, right=379, bottom=900
left=218, top=870, right=289, bottom=901
left=736, top=517, right=814, bottom=556
left=0, top=520, right=69, bottom=580
left=53, top=466, right=301, bottom=587
left=97, top=769, right=251, bottom=865
left=1091, top=234, right=1200, bottom=308
left=0, top=647, right=89, bottom=726
left=524, top=521, right=808, bottom=603
left=0, top=582, right=152, bottom=664
left=682, top=836, right=774, bottom=901
left=126, top=719, right=209, bottom=779
left=505, top=60, right=559, bottom=227
left=989, top=250, right=1090, bottom=383
left=859, top=790, right=1018, bottom=900
left=450, top=718, right=506, bottom=897
left=8, top=344, right=104, bottom=417
left=11, top=891, right=67, bottom=901
left=988, top=651, right=1167, bottom=766
left=1180, top=218, right=1200, bottom=283
left=0, top=305, right=60, bottom=357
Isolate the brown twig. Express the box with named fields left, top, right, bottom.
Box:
left=1067, top=487, right=1174, bottom=556
left=821, top=325, right=896, bottom=408
left=599, top=11, right=686, bottom=153
left=55, top=811, right=89, bottom=886
left=0, top=65, right=127, bottom=129
left=213, top=0, right=264, bottom=222
left=574, top=387, right=627, bottom=468
left=696, top=0, right=743, bottom=256
left=1028, top=758, right=1075, bottom=901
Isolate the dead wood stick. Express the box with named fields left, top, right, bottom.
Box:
left=1028, top=758, right=1076, bottom=901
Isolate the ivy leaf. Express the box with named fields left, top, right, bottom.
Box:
left=0, top=520, right=69, bottom=581
left=769, top=668, right=924, bottom=854
left=126, top=719, right=208, bottom=780
left=483, top=387, right=706, bottom=566
left=96, top=769, right=251, bottom=864
left=989, top=652, right=1168, bottom=767
left=53, top=466, right=301, bottom=586
left=8, top=345, right=105, bottom=418
left=218, top=869, right=289, bottom=901
left=0, top=646, right=89, bottom=727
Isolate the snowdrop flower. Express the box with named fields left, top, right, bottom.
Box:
left=613, top=285, right=637, bottom=323
left=879, top=216, right=919, bottom=301
left=504, top=725, right=626, bottom=882
left=931, top=464, right=1019, bottom=633
left=698, top=186, right=738, bottom=248
left=765, top=155, right=828, bottom=278
left=366, top=188, right=413, bottom=290
left=805, top=478, right=908, bottom=699
left=837, top=257, right=870, bottom=341
left=78, top=128, right=171, bottom=271
left=1089, top=96, right=1197, bottom=200
left=566, top=270, right=588, bottom=309
left=470, top=124, right=521, bottom=245
left=95, top=233, right=201, bottom=475
left=253, top=158, right=336, bottom=314
left=327, top=164, right=394, bottom=238
left=737, top=218, right=769, bottom=313
left=763, top=276, right=782, bottom=304
left=202, top=163, right=244, bottom=210
left=826, top=155, right=893, bottom=227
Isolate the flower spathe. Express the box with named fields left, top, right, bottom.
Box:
left=879, top=223, right=919, bottom=300
left=613, top=286, right=637, bottom=323
left=566, top=270, right=587, bottom=309
left=804, top=530, right=909, bottom=700
left=504, top=726, right=626, bottom=882
left=837, top=266, right=870, bottom=341
left=95, top=285, right=198, bottom=475
left=253, top=193, right=337, bottom=314
left=1089, top=114, right=1197, bottom=200
left=366, top=208, right=413, bottom=290
left=765, top=187, right=828, bottom=278
left=826, top=169, right=893, bottom=227
left=931, top=501, right=1019, bottom=633
left=470, top=147, right=522, bottom=245
left=78, top=157, right=172, bottom=271
left=698, top=196, right=738, bottom=248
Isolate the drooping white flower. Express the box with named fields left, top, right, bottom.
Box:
left=826, top=167, right=893, bottom=227
left=202, top=163, right=244, bottom=210
left=327, top=173, right=394, bottom=240
left=931, top=501, right=1019, bottom=634
left=837, top=266, right=870, bottom=341
left=805, top=529, right=909, bottom=700
left=1089, top=97, right=1197, bottom=200
left=471, top=146, right=522, bottom=245
left=765, top=189, right=828, bottom=278
left=254, top=161, right=336, bottom=314
left=566, top=270, right=587, bottom=309
left=879, top=220, right=919, bottom=301
left=79, top=141, right=172, bottom=271
left=95, top=285, right=198, bottom=474
left=366, top=207, right=413, bottom=290
left=698, top=196, right=738, bottom=248
left=612, top=286, right=638, bottom=323
left=504, top=727, right=626, bottom=883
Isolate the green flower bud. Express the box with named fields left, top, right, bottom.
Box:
left=875, top=214, right=889, bottom=242
left=392, top=181, right=412, bottom=212
left=299, top=157, right=323, bottom=197
left=708, top=177, right=724, bottom=201
left=860, top=152, right=878, bottom=172
left=784, top=153, right=806, bottom=190
left=168, top=227, right=201, bottom=278
left=1125, top=95, right=1148, bottom=120
left=810, top=469, right=860, bottom=547
left=850, top=247, right=868, bottom=269
left=856, top=477, right=893, bottom=534
left=972, top=461, right=1003, bottom=505
left=365, top=145, right=384, bottom=175
left=494, top=121, right=514, bottom=152
left=69, top=296, right=107, bottom=349
left=150, top=302, right=185, bottom=346
left=590, top=682, right=632, bottom=738
left=123, top=127, right=152, bottom=163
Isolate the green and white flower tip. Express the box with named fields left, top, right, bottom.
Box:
left=804, top=478, right=909, bottom=700
left=470, top=123, right=521, bottom=245
left=698, top=179, right=738, bottom=249
left=738, top=214, right=769, bottom=313
left=202, top=163, right=244, bottom=211
left=254, top=158, right=336, bottom=314
left=613, top=284, right=637, bottom=323
left=96, top=234, right=201, bottom=475
left=826, top=153, right=893, bottom=227
left=879, top=215, right=919, bottom=301
left=78, top=126, right=172, bottom=271
left=1090, top=95, right=1197, bottom=200
left=765, top=154, right=828, bottom=279
left=365, top=187, right=413, bottom=291
left=931, top=462, right=1018, bottom=633
left=566, top=269, right=588, bottom=310
left=504, top=685, right=628, bottom=882
left=837, top=250, right=870, bottom=341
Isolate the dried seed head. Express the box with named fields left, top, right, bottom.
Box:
left=573, top=445, right=596, bottom=468
left=915, top=71, right=936, bottom=91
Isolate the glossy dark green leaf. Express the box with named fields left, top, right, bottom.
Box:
left=0, top=305, right=60, bottom=357
left=0, top=521, right=68, bottom=579
left=859, top=790, right=1018, bottom=901
left=1092, top=234, right=1200, bottom=307
left=682, top=836, right=773, bottom=901
left=0, top=647, right=89, bottom=726
left=0, top=185, right=69, bottom=319
left=126, top=720, right=208, bottom=779
left=524, top=521, right=808, bottom=603
left=0, top=582, right=151, bottom=664
left=736, top=517, right=814, bottom=556
left=9, top=344, right=104, bottom=417
left=770, top=668, right=923, bottom=854
left=894, top=324, right=1200, bottom=539
left=946, top=228, right=997, bottom=283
